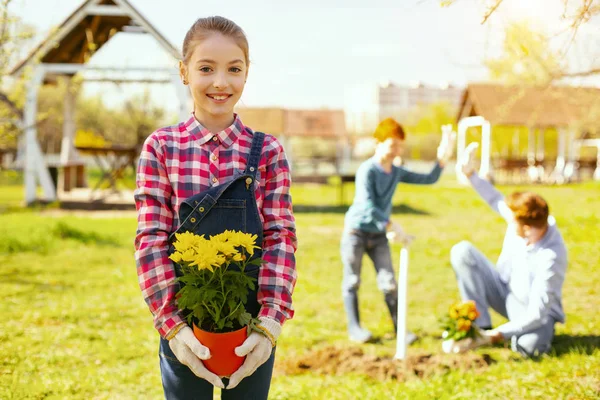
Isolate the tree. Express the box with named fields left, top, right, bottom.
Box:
left=394, top=101, right=455, bottom=160
left=441, top=0, right=600, bottom=27
left=485, top=21, right=563, bottom=85
left=0, top=0, right=35, bottom=146
left=441, top=0, right=600, bottom=79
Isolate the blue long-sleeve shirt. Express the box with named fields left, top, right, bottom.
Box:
left=469, top=174, right=568, bottom=338
left=344, top=158, right=443, bottom=233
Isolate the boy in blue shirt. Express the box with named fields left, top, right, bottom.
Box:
left=341, top=118, right=454, bottom=343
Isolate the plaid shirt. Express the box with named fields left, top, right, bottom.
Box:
left=134, top=114, right=297, bottom=339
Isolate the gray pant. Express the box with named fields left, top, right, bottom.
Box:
left=341, top=229, right=397, bottom=296
left=450, top=241, right=555, bottom=357
left=341, top=229, right=399, bottom=336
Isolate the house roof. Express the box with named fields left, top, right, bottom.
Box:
left=235, top=107, right=347, bottom=137
left=457, top=83, right=600, bottom=129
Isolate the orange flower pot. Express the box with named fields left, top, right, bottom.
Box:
left=193, top=324, right=248, bottom=377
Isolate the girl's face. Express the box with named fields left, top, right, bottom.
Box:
left=180, top=33, right=247, bottom=121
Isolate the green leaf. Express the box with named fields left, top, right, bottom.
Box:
left=247, top=258, right=264, bottom=267
left=238, top=312, right=252, bottom=327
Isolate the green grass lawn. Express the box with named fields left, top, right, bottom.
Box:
left=1, top=172, right=599, bottom=399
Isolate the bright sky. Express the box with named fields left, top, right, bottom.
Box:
left=11, top=0, right=597, bottom=113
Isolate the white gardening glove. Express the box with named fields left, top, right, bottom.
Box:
left=457, top=142, right=479, bottom=178
left=169, top=326, right=224, bottom=389
left=436, top=124, right=457, bottom=164
left=441, top=327, right=496, bottom=354
left=226, top=317, right=281, bottom=389
left=386, top=220, right=416, bottom=246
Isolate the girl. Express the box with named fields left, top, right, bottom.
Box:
left=134, top=16, right=297, bottom=399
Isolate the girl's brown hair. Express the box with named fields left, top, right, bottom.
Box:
left=182, top=16, right=249, bottom=66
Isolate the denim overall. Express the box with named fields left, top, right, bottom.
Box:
left=159, top=131, right=276, bottom=400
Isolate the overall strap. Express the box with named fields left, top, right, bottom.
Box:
left=243, top=131, right=265, bottom=179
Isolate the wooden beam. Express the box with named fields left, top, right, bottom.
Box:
left=42, top=64, right=176, bottom=74
left=121, top=25, right=146, bottom=33
left=45, top=23, right=88, bottom=63
left=113, top=0, right=181, bottom=60
left=24, top=66, right=57, bottom=204
left=527, top=127, right=535, bottom=163
left=89, top=15, right=102, bottom=39
left=79, top=15, right=102, bottom=63
left=536, top=128, right=545, bottom=161
left=82, top=78, right=171, bottom=83
left=10, top=4, right=90, bottom=75
left=75, top=23, right=113, bottom=63
left=60, top=77, right=80, bottom=165
left=86, top=5, right=129, bottom=17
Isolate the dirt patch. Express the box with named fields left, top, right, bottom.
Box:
left=278, top=346, right=494, bottom=381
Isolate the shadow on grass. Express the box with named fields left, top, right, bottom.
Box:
left=53, top=221, right=122, bottom=247
left=0, top=222, right=122, bottom=255
left=551, top=334, right=600, bottom=356
left=0, top=270, right=73, bottom=291
left=294, top=203, right=432, bottom=215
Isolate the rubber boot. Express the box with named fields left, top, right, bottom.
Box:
left=343, top=291, right=372, bottom=343
left=385, top=291, right=417, bottom=345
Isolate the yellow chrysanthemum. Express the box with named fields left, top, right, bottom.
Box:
left=210, top=230, right=235, bottom=243
left=232, top=253, right=244, bottom=262
left=190, top=239, right=229, bottom=272
left=180, top=249, right=198, bottom=263
left=191, top=252, right=216, bottom=271
left=468, top=310, right=479, bottom=321
left=449, top=303, right=460, bottom=319
left=214, top=239, right=239, bottom=258
left=457, top=318, right=472, bottom=332
left=459, top=301, right=477, bottom=317
left=230, top=231, right=260, bottom=256
left=169, top=251, right=183, bottom=263
left=173, top=232, right=204, bottom=253
left=194, top=238, right=216, bottom=256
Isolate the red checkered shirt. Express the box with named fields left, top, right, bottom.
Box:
left=134, top=114, right=297, bottom=339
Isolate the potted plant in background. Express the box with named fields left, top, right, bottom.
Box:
left=169, top=230, right=263, bottom=377
left=440, top=300, right=482, bottom=354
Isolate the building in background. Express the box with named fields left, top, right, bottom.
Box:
left=345, top=81, right=463, bottom=134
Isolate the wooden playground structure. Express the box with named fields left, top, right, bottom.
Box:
left=8, top=0, right=190, bottom=208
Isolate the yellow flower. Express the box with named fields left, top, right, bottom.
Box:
left=192, top=253, right=217, bottom=271
left=190, top=239, right=231, bottom=272
left=180, top=249, right=198, bottom=263
left=459, top=300, right=477, bottom=317
left=232, top=253, right=244, bottom=262
left=211, top=230, right=235, bottom=243
left=169, top=251, right=183, bottom=263
left=173, top=232, right=204, bottom=253
left=214, top=239, right=239, bottom=258
left=449, top=303, right=460, bottom=319
left=468, top=310, right=478, bottom=321
left=457, top=318, right=472, bottom=332
left=194, top=238, right=216, bottom=255
left=195, top=256, right=222, bottom=272
left=230, top=231, right=260, bottom=256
